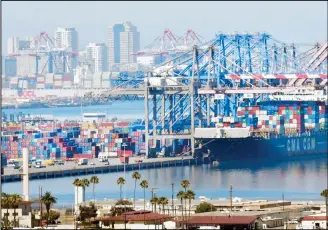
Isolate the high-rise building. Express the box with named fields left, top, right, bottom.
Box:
left=55, top=27, right=78, bottom=51
left=55, top=27, right=78, bottom=71
left=86, top=43, right=108, bottom=73
left=108, top=21, right=140, bottom=66
left=7, top=37, right=34, bottom=55
left=4, top=57, right=17, bottom=77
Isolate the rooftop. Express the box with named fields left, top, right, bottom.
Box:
left=176, top=215, right=259, bottom=225
left=99, top=212, right=172, bottom=222
left=302, top=216, right=328, bottom=221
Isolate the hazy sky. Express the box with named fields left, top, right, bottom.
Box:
left=2, top=1, right=328, bottom=55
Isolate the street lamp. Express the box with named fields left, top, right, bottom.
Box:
left=122, top=143, right=128, bottom=200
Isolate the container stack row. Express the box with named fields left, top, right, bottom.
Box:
left=212, top=104, right=326, bottom=132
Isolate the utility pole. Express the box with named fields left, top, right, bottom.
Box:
left=171, top=183, right=174, bottom=217
left=282, top=192, right=285, bottom=211
left=229, top=185, right=233, bottom=211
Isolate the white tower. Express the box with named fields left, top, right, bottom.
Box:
left=22, top=148, right=29, bottom=201
left=74, top=186, right=85, bottom=214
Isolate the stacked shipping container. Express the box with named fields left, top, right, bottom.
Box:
left=1, top=120, right=146, bottom=160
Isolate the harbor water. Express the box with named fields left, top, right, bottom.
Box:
left=2, top=101, right=145, bottom=121
left=2, top=157, right=327, bottom=206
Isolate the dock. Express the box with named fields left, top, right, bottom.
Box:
left=1, top=156, right=203, bottom=183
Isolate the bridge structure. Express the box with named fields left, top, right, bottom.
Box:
left=84, top=32, right=328, bottom=157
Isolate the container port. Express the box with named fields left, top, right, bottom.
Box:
left=2, top=2, right=328, bottom=228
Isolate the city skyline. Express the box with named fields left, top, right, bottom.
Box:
left=2, top=1, right=327, bottom=56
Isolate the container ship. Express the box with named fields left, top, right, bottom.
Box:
left=195, top=90, right=328, bottom=163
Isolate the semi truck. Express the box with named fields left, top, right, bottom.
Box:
left=98, top=152, right=118, bottom=162
left=78, top=158, right=88, bottom=166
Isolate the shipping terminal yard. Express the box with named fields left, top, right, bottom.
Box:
left=1, top=2, right=328, bottom=229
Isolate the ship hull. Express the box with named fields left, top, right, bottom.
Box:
left=197, top=132, right=327, bottom=163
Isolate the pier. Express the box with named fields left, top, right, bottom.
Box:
left=1, top=156, right=203, bottom=183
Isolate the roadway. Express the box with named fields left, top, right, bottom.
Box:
left=3, top=156, right=193, bottom=176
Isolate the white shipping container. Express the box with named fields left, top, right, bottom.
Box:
left=54, top=81, right=62, bottom=86
left=22, top=80, right=28, bottom=89
left=54, top=74, right=63, bottom=79
left=260, top=110, right=267, bottom=115
left=37, top=77, right=45, bottom=82
left=36, top=83, right=45, bottom=89
left=305, top=124, right=315, bottom=128
left=46, top=74, right=54, bottom=80
left=10, top=77, right=18, bottom=84
left=258, top=115, right=268, bottom=121
left=63, top=81, right=72, bottom=88
left=115, top=138, right=123, bottom=143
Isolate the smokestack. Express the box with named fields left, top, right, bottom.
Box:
left=23, top=148, right=29, bottom=201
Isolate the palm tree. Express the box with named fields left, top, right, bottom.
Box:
left=90, top=176, right=99, bottom=202
left=159, top=197, right=169, bottom=214
left=321, top=188, right=328, bottom=227
left=181, top=180, right=190, bottom=217
left=117, top=177, right=126, bottom=200
left=177, top=190, right=185, bottom=220
left=150, top=196, right=159, bottom=213
left=40, top=191, right=57, bottom=226
left=10, top=194, right=22, bottom=227
left=1, top=193, right=11, bottom=228
left=132, top=172, right=141, bottom=207
left=140, top=180, right=149, bottom=212
left=181, top=180, right=190, bottom=192
left=81, top=178, right=90, bottom=188
left=186, top=190, right=195, bottom=218
left=81, top=178, right=90, bottom=201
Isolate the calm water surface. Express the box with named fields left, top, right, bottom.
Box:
left=2, top=101, right=145, bottom=121
left=3, top=157, right=327, bottom=206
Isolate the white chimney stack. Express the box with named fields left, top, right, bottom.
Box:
left=22, top=148, right=29, bottom=201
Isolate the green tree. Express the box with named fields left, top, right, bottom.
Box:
left=140, top=180, right=149, bottom=212
left=186, top=190, right=195, bottom=218
left=41, top=210, right=60, bottom=224
left=90, top=176, right=99, bottom=202
left=150, top=196, right=159, bottom=213
left=81, top=178, right=90, bottom=188
left=110, top=199, right=134, bottom=217
left=117, top=177, right=126, bottom=200
left=177, top=191, right=185, bottom=219
left=132, top=172, right=141, bottom=207
left=78, top=202, right=98, bottom=223
left=159, top=197, right=169, bottom=214
left=321, top=188, right=328, bottom=227
left=181, top=180, right=190, bottom=217
left=10, top=194, right=22, bottom=227
left=181, top=180, right=190, bottom=192
left=195, top=202, right=217, bottom=213
left=1, top=193, right=11, bottom=228
left=40, top=191, right=57, bottom=226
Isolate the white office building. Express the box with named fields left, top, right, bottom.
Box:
left=86, top=43, right=108, bottom=73
left=7, top=37, right=35, bottom=56
left=55, top=27, right=78, bottom=71
left=108, top=21, right=140, bottom=66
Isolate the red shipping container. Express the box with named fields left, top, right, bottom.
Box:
left=73, top=154, right=93, bottom=159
